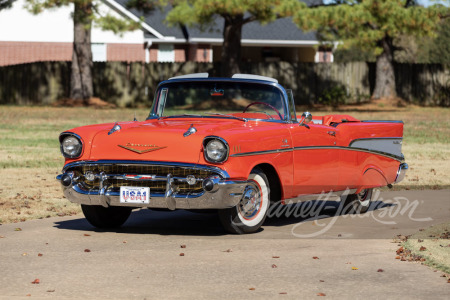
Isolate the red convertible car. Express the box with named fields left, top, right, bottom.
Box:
left=57, top=73, right=408, bottom=234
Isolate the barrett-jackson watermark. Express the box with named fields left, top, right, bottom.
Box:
left=266, top=189, right=432, bottom=238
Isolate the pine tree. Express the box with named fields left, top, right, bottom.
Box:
left=292, top=0, right=446, bottom=99
left=26, top=0, right=150, bottom=103
left=418, top=16, right=450, bottom=64
left=162, top=0, right=301, bottom=77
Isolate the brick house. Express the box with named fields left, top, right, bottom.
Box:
left=0, top=0, right=332, bottom=66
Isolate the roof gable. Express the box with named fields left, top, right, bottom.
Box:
left=111, top=0, right=320, bottom=43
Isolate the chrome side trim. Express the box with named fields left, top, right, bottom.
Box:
left=230, top=148, right=293, bottom=157
left=62, top=160, right=230, bottom=179
left=230, top=146, right=404, bottom=162
left=394, top=163, right=409, bottom=183
left=293, top=146, right=404, bottom=162
left=284, top=189, right=357, bottom=204
left=361, top=120, right=404, bottom=123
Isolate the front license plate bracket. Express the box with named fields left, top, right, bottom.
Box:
left=120, top=187, right=150, bottom=204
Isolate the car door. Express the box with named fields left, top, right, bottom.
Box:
left=289, top=123, right=339, bottom=197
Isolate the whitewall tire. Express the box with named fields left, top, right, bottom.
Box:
left=341, top=188, right=373, bottom=214
left=218, top=168, right=270, bottom=234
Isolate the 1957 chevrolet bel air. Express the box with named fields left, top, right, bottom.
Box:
left=57, top=73, right=408, bottom=234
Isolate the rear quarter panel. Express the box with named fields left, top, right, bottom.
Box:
left=336, top=122, right=404, bottom=190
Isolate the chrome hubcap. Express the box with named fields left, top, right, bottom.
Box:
left=358, top=189, right=369, bottom=201
left=356, top=189, right=371, bottom=208
left=238, top=185, right=261, bottom=219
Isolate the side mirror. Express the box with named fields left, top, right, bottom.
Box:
left=299, top=111, right=312, bottom=128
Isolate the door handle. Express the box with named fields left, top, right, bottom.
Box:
left=327, top=131, right=336, bottom=136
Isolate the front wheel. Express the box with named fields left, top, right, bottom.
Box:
left=81, top=205, right=132, bottom=228
left=218, top=168, right=270, bottom=234
left=340, top=188, right=373, bottom=214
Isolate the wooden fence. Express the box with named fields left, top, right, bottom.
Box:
left=0, top=61, right=448, bottom=106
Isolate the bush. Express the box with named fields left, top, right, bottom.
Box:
left=318, top=85, right=349, bottom=108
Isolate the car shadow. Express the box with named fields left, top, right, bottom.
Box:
left=264, top=200, right=395, bottom=227
left=54, top=200, right=395, bottom=236
left=54, top=209, right=227, bottom=236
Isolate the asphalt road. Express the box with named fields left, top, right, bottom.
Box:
left=0, top=189, right=449, bottom=299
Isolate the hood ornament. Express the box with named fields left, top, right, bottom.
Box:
left=183, top=124, right=197, bottom=137
left=118, top=143, right=166, bottom=154
left=108, top=122, right=121, bottom=135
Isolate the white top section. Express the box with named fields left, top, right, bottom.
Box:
left=232, top=74, right=278, bottom=83
left=169, top=73, right=209, bottom=80
left=0, top=0, right=144, bottom=44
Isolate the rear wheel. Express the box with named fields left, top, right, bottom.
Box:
left=81, top=205, right=132, bottom=228
left=218, top=168, right=270, bottom=234
left=341, top=189, right=373, bottom=214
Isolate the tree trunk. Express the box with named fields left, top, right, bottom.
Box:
left=70, top=1, right=93, bottom=104
left=372, top=36, right=397, bottom=100
left=221, top=15, right=244, bottom=77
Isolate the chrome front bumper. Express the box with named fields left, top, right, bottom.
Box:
left=394, top=162, right=409, bottom=183
left=57, top=173, right=249, bottom=210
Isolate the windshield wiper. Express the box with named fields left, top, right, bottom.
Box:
left=160, top=114, right=204, bottom=119
left=204, top=113, right=247, bottom=122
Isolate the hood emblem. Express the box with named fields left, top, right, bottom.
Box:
left=118, top=143, right=166, bottom=154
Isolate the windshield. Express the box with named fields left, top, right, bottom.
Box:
left=149, top=81, right=287, bottom=121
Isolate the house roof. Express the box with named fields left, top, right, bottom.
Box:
left=109, top=0, right=321, bottom=45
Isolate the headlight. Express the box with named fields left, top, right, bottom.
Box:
left=60, top=134, right=83, bottom=158
left=204, top=137, right=228, bottom=163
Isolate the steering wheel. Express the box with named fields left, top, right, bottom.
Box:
left=243, top=102, right=283, bottom=120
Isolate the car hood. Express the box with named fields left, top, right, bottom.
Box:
left=84, top=118, right=243, bottom=163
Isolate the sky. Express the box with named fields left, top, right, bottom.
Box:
left=322, top=0, right=449, bottom=6
left=417, top=0, right=449, bottom=6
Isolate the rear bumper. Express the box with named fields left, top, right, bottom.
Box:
left=394, top=163, right=409, bottom=184
left=57, top=173, right=248, bottom=210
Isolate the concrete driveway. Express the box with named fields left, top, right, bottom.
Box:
left=0, top=189, right=449, bottom=299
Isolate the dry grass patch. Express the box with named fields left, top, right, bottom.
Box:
left=398, top=143, right=450, bottom=188
left=403, top=223, right=450, bottom=275
left=0, top=168, right=80, bottom=224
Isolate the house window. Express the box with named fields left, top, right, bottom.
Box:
left=158, top=44, right=175, bottom=62
left=91, top=43, right=106, bottom=62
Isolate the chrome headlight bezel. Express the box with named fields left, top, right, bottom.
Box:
left=59, top=132, right=83, bottom=159
left=203, top=136, right=229, bottom=164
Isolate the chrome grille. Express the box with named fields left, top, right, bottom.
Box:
left=67, top=163, right=218, bottom=193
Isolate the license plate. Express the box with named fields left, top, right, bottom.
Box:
left=120, top=187, right=150, bottom=204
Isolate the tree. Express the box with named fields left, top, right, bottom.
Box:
left=26, top=0, right=146, bottom=104
left=292, top=0, right=446, bottom=99
left=417, top=16, right=450, bottom=64
left=0, top=0, right=14, bottom=10
left=162, top=0, right=300, bottom=77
